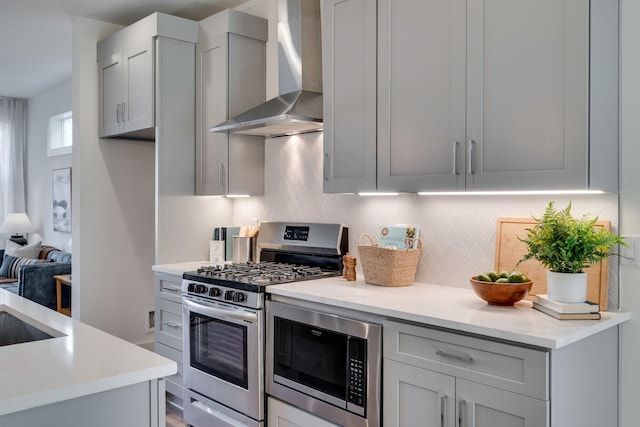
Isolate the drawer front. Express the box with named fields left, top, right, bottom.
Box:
left=155, top=272, right=183, bottom=303
left=156, top=298, right=183, bottom=350
left=155, top=341, right=183, bottom=388
left=383, top=319, right=549, bottom=400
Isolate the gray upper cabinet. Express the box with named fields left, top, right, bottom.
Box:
left=196, top=10, right=267, bottom=196
left=322, top=0, right=377, bottom=193
left=377, top=0, right=466, bottom=192
left=98, top=13, right=198, bottom=140
left=322, top=0, right=619, bottom=194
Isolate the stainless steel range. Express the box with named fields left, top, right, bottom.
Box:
left=182, top=222, right=348, bottom=427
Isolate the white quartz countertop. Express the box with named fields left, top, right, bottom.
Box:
left=152, top=261, right=210, bottom=276
left=268, top=277, right=630, bottom=350
left=0, top=290, right=176, bottom=416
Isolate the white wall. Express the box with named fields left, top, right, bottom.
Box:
left=71, top=16, right=232, bottom=346
left=233, top=133, right=620, bottom=299
left=72, top=17, right=154, bottom=343
left=619, top=0, right=640, bottom=425
left=25, top=79, right=72, bottom=251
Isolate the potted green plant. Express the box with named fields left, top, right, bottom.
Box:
left=518, top=201, right=626, bottom=302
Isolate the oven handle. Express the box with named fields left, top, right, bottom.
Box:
left=183, top=298, right=258, bottom=324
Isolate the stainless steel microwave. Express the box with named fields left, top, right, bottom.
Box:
left=266, top=300, right=381, bottom=427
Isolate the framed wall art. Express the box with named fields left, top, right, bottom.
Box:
left=52, top=167, right=71, bottom=232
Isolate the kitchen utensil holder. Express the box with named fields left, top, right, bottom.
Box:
left=358, top=233, right=422, bottom=287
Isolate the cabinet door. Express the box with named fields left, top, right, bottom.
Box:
left=98, top=45, right=123, bottom=138
left=196, top=34, right=229, bottom=195
left=267, top=397, right=340, bottom=427
left=322, top=0, right=377, bottom=193
left=456, top=379, right=549, bottom=427
left=154, top=272, right=183, bottom=303
left=123, top=36, right=154, bottom=134
left=466, top=0, right=588, bottom=190
left=377, top=0, right=466, bottom=192
left=226, top=33, right=266, bottom=196
left=384, top=359, right=456, bottom=427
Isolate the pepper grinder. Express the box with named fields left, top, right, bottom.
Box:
left=343, top=255, right=357, bottom=281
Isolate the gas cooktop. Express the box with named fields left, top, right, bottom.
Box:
left=183, top=262, right=338, bottom=293
left=182, top=222, right=349, bottom=308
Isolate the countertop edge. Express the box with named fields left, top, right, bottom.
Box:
left=152, top=261, right=209, bottom=276
left=0, top=362, right=176, bottom=416
left=0, top=289, right=177, bottom=416
left=267, top=279, right=630, bottom=350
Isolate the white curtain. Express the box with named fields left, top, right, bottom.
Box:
left=0, top=97, right=27, bottom=227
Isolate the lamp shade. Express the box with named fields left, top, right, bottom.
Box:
left=0, top=213, right=34, bottom=234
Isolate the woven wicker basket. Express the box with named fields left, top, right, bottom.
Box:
left=358, top=233, right=422, bottom=287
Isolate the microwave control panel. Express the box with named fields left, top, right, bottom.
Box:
left=347, top=337, right=367, bottom=412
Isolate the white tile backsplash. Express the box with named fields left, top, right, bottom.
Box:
left=233, top=133, right=621, bottom=308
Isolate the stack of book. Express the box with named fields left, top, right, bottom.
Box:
left=532, top=294, right=601, bottom=320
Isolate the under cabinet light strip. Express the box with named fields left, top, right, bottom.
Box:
left=358, top=192, right=400, bottom=196
left=417, top=190, right=605, bottom=196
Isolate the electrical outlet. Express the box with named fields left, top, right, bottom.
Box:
left=620, top=235, right=640, bottom=266
left=145, top=308, right=155, bottom=333
left=210, top=241, right=224, bottom=265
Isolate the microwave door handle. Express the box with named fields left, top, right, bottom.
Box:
left=183, top=298, right=257, bottom=324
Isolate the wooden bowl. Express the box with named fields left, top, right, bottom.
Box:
left=469, top=277, right=533, bottom=306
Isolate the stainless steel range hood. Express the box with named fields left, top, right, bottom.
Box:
left=209, top=0, right=322, bottom=138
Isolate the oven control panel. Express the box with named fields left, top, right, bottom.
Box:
left=182, top=279, right=261, bottom=309
left=347, top=337, right=367, bottom=412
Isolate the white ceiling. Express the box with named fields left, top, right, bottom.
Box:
left=0, top=0, right=250, bottom=98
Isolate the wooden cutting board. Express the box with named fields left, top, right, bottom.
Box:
left=494, top=217, right=610, bottom=309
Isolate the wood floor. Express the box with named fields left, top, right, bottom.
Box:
left=166, top=402, right=188, bottom=427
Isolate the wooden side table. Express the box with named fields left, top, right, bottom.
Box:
left=54, top=274, right=72, bottom=316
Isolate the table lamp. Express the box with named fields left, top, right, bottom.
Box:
left=0, top=213, right=34, bottom=246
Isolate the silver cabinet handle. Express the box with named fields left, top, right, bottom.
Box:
left=121, top=102, right=126, bottom=122
left=452, top=141, right=460, bottom=175
left=458, top=399, right=466, bottom=427
left=218, top=162, right=225, bottom=186
left=323, top=153, right=330, bottom=181
left=116, top=103, right=121, bottom=123
left=436, top=349, right=473, bottom=364
left=162, top=286, right=181, bottom=293
left=440, top=394, right=447, bottom=427
left=162, top=321, right=181, bottom=328
left=467, top=140, right=475, bottom=174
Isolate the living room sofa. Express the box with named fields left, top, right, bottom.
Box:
left=0, top=245, right=71, bottom=311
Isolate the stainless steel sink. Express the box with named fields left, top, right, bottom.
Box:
left=0, top=308, right=64, bottom=346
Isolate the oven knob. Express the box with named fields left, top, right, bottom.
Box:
left=233, top=292, right=246, bottom=303
left=209, top=287, right=221, bottom=297
left=224, top=290, right=235, bottom=300
left=195, top=284, right=207, bottom=294
left=187, top=283, right=196, bottom=293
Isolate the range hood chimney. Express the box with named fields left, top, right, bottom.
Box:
left=209, top=0, right=323, bottom=138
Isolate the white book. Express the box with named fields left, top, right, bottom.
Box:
left=535, top=294, right=600, bottom=314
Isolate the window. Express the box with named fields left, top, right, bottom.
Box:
left=48, top=111, right=72, bottom=157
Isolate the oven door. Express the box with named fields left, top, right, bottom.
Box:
left=183, top=295, right=264, bottom=421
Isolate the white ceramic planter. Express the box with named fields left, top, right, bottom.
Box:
left=546, top=271, right=588, bottom=303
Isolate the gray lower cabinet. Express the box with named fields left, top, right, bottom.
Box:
left=384, top=360, right=547, bottom=427
left=154, top=272, right=185, bottom=406
left=383, top=319, right=619, bottom=427
left=322, top=0, right=619, bottom=193
left=0, top=380, right=166, bottom=427
left=97, top=13, right=198, bottom=139
left=195, top=10, right=267, bottom=196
